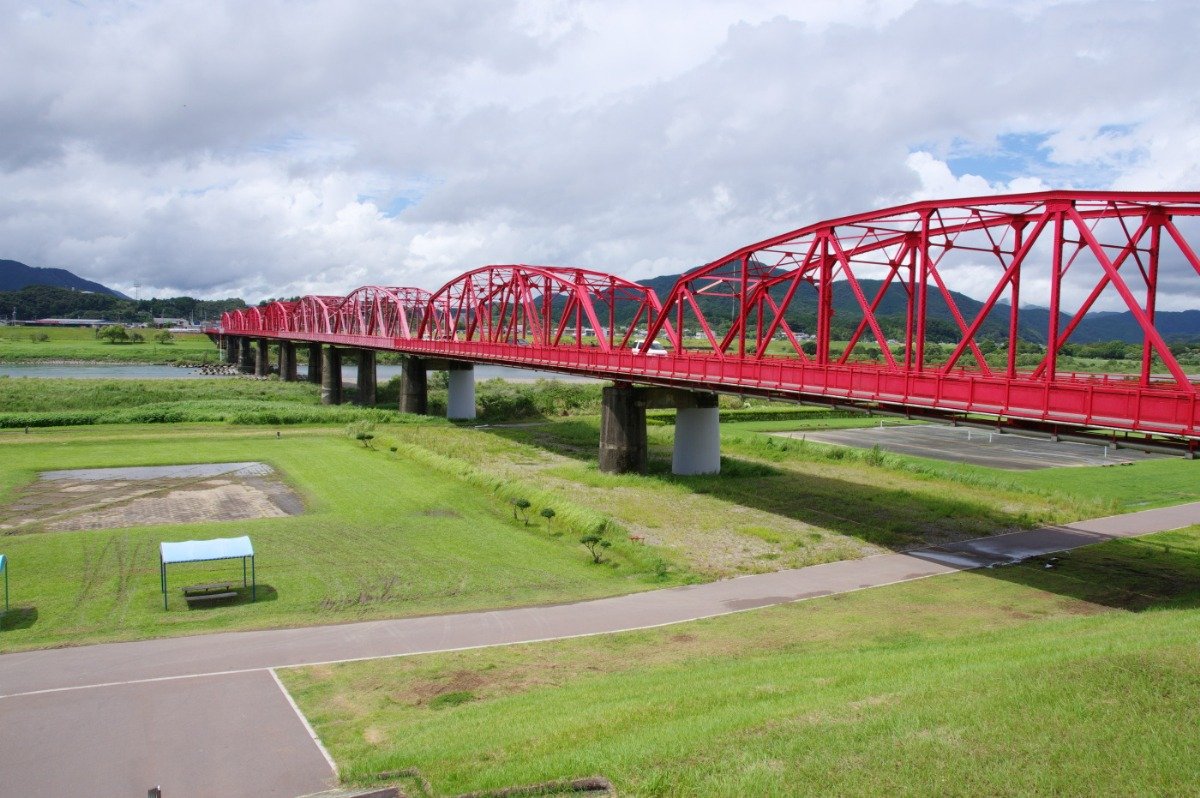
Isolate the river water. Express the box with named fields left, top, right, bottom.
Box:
left=0, top=362, right=597, bottom=382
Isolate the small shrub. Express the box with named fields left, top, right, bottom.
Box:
left=580, top=532, right=611, bottom=563
left=97, top=324, right=129, bottom=344
left=128, top=331, right=145, bottom=343
left=346, top=419, right=376, bottom=447
left=28, top=332, right=49, bottom=342
left=511, top=498, right=531, bottom=524
left=154, top=330, right=174, bottom=344
left=540, top=507, right=556, bottom=530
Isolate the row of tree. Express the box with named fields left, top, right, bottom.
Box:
left=0, top=285, right=246, bottom=324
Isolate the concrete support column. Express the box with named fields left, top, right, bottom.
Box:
left=672, top=393, right=721, bottom=475
left=278, top=341, right=298, bottom=381
left=225, top=337, right=240, bottom=365
left=255, top=338, right=270, bottom=377
left=307, top=343, right=322, bottom=385
left=238, top=337, right=254, bottom=373
left=599, top=384, right=647, bottom=474
left=320, top=346, right=342, bottom=405
left=399, top=356, right=428, bottom=415
left=447, top=364, right=476, bottom=420
left=355, top=349, right=377, bottom=406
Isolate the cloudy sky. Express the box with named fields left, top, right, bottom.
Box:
left=2, top=0, right=1198, bottom=303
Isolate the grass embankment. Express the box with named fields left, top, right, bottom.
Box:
left=0, top=325, right=219, bottom=364
left=0, top=377, right=399, bottom=427
left=0, top=424, right=676, bottom=651
left=283, top=527, right=1200, bottom=796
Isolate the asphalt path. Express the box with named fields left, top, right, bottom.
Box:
left=0, top=500, right=1196, bottom=797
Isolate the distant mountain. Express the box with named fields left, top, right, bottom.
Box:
left=633, top=270, right=1200, bottom=345
left=0, top=259, right=129, bottom=299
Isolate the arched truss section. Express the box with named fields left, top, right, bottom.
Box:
left=643, top=191, right=1200, bottom=389
left=292, top=296, right=347, bottom=335
left=420, top=265, right=672, bottom=352
left=334, top=286, right=432, bottom=339
left=262, top=301, right=297, bottom=332
left=223, top=305, right=265, bottom=333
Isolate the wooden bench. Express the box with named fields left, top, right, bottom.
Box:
left=182, top=582, right=238, bottom=606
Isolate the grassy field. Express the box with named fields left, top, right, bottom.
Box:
left=282, top=526, right=1200, bottom=796
left=0, top=424, right=676, bottom=651
left=0, top=324, right=220, bottom=363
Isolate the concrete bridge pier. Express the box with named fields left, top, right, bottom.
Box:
left=278, top=341, right=298, bottom=382
left=599, top=384, right=648, bottom=474
left=446, top=363, right=476, bottom=420
left=238, top=337, right=255, bottom=373
left=306, top=343, right=322, bottom=385
left=255, top=339, right=270, bottom=377
left=224, top=336, right=239, bottom=365
left=320, top=346, right=342, bottom=405
left=671, top=392, right=720, bottom=475
left=355, top=349, right=376, bottom=406
left=399, top=356, right=428, bottom=415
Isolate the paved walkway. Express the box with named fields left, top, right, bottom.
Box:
left=0, top=501, right=1196, bottom=797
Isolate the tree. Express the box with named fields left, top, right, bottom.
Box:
left=346, top=420, right=375, bottom=448
left=154, top=330, right=174, bottom=344
left=580, top=532, right=611, bottom=563
left=511, top=498, right=531, bottom=524
left=539, top=507, right=556, bottom=530
left=97, top=324, right=128, bottom=343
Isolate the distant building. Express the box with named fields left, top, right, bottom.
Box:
left=28, top=318, right=114, bottom=327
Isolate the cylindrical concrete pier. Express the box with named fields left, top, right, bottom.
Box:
left=672, top=402, right=721, bottom=475
left=255, top=338, right=270, bottom=377
left=238, top=337, right=254, bottom=373
left=225, top=337, right=240, bottom=365
left=599, top=384, right=647, bottom=474
left=307, top=343, right=322, bottom=385
left=355, top=349, right=377, bottom=406
left=320, top=346, right=342, bottom=405
left=447, top=366, right=476, bottom=420
left=399, top=356, right=428, bottom=415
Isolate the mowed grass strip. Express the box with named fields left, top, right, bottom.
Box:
left=282, top=528, right=1200, bottom=797
left=0, top=325, right=219, bottom=363
left=0, top=424, right=666, bottom=651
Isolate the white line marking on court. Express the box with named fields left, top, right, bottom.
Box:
left=270, top=667, right=339, bottom=777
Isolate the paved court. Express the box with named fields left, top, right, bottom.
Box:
left=775, top=423, right=1166, bottom=470
left=0, top=501, right=1196, bottom=797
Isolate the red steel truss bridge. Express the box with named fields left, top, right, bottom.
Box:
left=219, top=191, right=1200, bottom=448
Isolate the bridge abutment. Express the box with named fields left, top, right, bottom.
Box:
left=306, top=343, right=322, bottom=384
left=356, top=349, right=376, bottom=406
left=255, top=339, right=270, bottom=377
left=599, top=384, right=648, bottom=474
left=399, top=356, right=428, bottom=415
left=238, top=337, right=254, bottom=373
left=447, top=363, right=476, bottom=420
left=278, top=341, right=298, bottom=381
left=320, top=346, right=342, bottom=405
left=671, top=393, right=721, bottom=475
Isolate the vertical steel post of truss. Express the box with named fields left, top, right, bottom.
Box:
left=738, top=254, right=749, bottom=358
left=915, top=210, right=932, bottom=371
left=1007, top=220, right=1026, bottom=379
left=816, top=234, right=833, bottom=364
left=1045, top=206, right=1068, bottom=381
left=1141, top=217, right=1163, bottom=387
left=903, top=240, right=916, bottom=370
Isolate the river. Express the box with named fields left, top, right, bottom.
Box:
left=0, top=362, right=598, bottom=382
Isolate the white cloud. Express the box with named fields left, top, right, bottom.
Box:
left=1, top=0, right=1199, bottom=306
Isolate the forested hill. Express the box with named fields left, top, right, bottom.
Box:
left=1, top=284, right=246, bottom=324
left=634, top=272, right=1200, bottom=345
left=0, top=259, right=128, bottom=297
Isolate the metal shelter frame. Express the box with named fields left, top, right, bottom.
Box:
left=159, top=537, right=256, bottom=610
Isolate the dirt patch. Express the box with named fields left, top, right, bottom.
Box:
left=0, top=462, right=303, bottom=534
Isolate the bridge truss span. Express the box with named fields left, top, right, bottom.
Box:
left=219, top=191, right=1200, bottom=442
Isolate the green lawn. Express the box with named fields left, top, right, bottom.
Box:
left=0, top=324, right=220, bottom=363
left=282, top=527, right=1200, bottom=797
left=0, top=424, right=673, bottom=652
